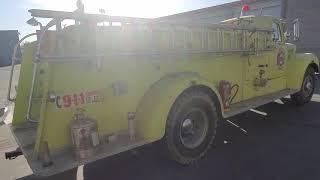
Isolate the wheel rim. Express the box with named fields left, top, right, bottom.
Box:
left=179, top=108, right=209, bottom=149
left=302, top=75, right=314, bottom=98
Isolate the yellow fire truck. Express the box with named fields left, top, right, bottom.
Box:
left=2, top=7, right=319, bottom=176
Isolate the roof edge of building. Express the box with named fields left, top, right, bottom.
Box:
left=158, top=0, right=274, bottom=20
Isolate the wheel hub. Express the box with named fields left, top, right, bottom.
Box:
left=182, top=119, right=194, bottom=134
left=303, top=75, right=314, bottom=98
left=306, top=82, right=312, bottom=90
left=180, top=109, right=209, bottom=149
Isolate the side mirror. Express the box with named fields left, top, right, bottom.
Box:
left=293, top=19, right=300, bottom=41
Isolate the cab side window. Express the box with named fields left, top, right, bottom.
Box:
left=272, top=22, right=282, bottom=42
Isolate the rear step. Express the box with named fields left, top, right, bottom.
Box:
left=10, top=123, right=148, bottom=176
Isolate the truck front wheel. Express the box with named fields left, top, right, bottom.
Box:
left=165, top=89, right=219, bottom=165
left=291, top=67, right=316, bottom=106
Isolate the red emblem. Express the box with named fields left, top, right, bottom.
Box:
left=277, top=49, right=285, bottom=69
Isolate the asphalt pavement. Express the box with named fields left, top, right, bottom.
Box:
left=0, top=65, right=320, bottom=180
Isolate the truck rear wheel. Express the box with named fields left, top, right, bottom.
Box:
left=291, top=67, right=316, bottom=106
left=165, top=89, right=219, bottom=165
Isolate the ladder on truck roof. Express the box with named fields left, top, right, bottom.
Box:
left=27, top=9, right=274, bottom=60
left=29, top=9, right=272, bottom=32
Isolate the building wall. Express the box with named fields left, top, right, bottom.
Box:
left=0, top=30, right=21, bottom=67
left=160, top=0, right=282, bottom=24
left=159, top=4, right=239, bottom=23
left=243, top=0, right=282, bottom=18
left=284, top=0, right=320, bottom=56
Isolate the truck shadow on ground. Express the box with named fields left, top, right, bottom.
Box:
left=20, top=87, right=320, bottom=180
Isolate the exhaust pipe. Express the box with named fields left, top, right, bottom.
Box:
left=5, top=148, right=23, bottom=160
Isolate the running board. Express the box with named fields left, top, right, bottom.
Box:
left=224, top=89, right=299, bottom=118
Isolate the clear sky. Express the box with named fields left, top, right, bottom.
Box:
left=0, top=0, right=236, bottom=37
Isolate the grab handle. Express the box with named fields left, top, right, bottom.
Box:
left=7, top=33, right=37, bottom=102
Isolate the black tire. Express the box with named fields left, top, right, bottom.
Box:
left=291, top=67, right=316, bottom=106
left=165, top=88, right=219, bottom=165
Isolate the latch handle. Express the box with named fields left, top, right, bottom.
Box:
left=258, top=64, right=268, bottom=68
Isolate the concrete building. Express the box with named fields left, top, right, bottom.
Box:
left=0, top=30, right=21, bottom=67
left=160, top=0, right=320, bottom=57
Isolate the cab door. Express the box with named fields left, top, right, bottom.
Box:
left=265, top=21, right=287, bottom=92
left=243, top=31, right=270, bottom=100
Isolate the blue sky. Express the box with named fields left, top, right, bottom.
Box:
left=0, top=0, right=235, bottom=37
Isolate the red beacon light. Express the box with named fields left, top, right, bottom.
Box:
left=241, top=4, right=250, bottom=16
left=242, top=4, right=250, bottom=12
